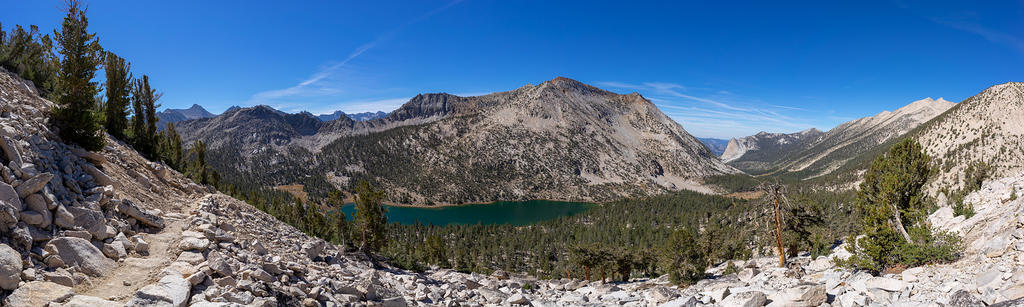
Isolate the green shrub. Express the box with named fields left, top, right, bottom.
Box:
left=897, top=227, right=962, bottom=267
left=808, top=232, right=832, bottom=260
left=841, top=139, right=963, bottom=274
left=658, top=229, right=706, bottom=285
left=952, top=200, right=975, bottom=218
left=722, top=261, right=740, bottom=276
left=962, top=161, right=991, bottom=193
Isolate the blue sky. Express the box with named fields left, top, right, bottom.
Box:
left=3, top=1, right=1022, bottom=139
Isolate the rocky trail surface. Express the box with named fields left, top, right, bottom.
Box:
left=2, top=67, right=1024, bottom=306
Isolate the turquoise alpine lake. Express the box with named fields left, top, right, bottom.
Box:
left=339, top=200, right=594, bottom=226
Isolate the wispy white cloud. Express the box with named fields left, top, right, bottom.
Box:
left=935, top=18, right=1024, bottom=54
left=767, top=104, right=808, bottom=111
left=899, top=1, right=1024, bottom=55
left=644, top=82, right=686, bottom=91
left=245, top=0, right=465, bottom=112
left=594, top=81, right=645, bottom=89
left=454, top=91, right=494, bottom=97
left=599, top=81, right=824, bottom=139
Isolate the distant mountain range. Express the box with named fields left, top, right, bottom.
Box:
left=156, top=104, right=387, bottom=130
left=720, top=128, right=824, bottom=170
left=163, top=77, right=1024, bottom=204
left=720, top=97, right=956, bottom=182
left=316, top=111, right=387, bottom=122
left=697, top=138, right=729, bottom=156
left=156, top=104, right=216, bottom=128
left=174, top=77, right=738, bottom=204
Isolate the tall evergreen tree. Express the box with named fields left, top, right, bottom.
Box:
left=144, top=79, right=159, bottom=150
left=52, top=0, right=104, bottom=151
left=658, top=229, right=705, bottom=286
left=159, top=122, right=184, bottom=169
left=102, top=51, right=131, bottom=141
left=841, top=138, right=958, bottom=273
left=354, top=180, right=387, bottom=254
left=327, top=190, right=351, bottom=246
left=130, top=76, right=145, bottom=148
left=130, top=75, right=159, bottom=156
left=858, top=139, right=930, bottom=244
left=189, top=140, right=209, bottom=185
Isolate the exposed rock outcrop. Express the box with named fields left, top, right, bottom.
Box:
left=3, top=62, right=1024, bottom=306
left=3, top=281, right=74, bottom=306
left=914, top=82, right=1024, bottom=191
left=0, top=243, right=21, bottom=290
left=177, top=77, right=739, bottom=205
left=45, top=237, right=115, bottom=277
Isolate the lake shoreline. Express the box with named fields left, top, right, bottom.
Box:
left=341, top=191, right=596, bottom=208
left=338, top=200, right=596, bottom=226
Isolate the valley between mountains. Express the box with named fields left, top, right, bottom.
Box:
left=5, top=60, right=1024, bottom=306
left=5, top=12, right=1024, bottom=305
left=6, top=1, right=1024, bottom=306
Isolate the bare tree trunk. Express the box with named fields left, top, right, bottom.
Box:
left=774, top=196, right=786, bottom=267
left=360, top=228, right=368, bottom=253
left=600, top=266, right=606, bottom=284
left=891, top=206, right=914, bottom=244
left=584, top=266, right=591, bottom=281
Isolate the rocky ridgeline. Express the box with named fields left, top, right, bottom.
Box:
left=3, top=67, right=1024, bottom=306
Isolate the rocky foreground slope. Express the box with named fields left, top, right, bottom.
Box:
left=3, top=68, right=1024, bottom=306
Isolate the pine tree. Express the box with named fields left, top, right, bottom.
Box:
left=188, top=140, right=209, bottom=185
left=102, top=51, right=131, bottom=141
left=52, top=0, right=104, bottom=151
left=159, top=122, right=184, bottom=170
left=658, top=229, right=705, bottom=285
left=130, top=75, right=160, bottom=157
left=354, top=181, right=387, bottom=254
left=569, top=245, right=597, bottom=280
left=327, top=190, right=350, bottom=246
left=130, top=77, right=145, bottom=148
left=612, top=248, right=634, bottom=282
left=784, top=193, right=826, bottom=258
left=845, top=138, right=937, bottom=273
left=1, top=24, right=59, bottom=97
left=424, top=234, right=450, bottom=268
left=144, top=80, right=159, bottom=150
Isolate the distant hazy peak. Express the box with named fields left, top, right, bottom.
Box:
left=721, top=128, right=824, bottom=163
left=316, top=110, right=386, bottom=122
left=155, top=103, right=217, bottom=129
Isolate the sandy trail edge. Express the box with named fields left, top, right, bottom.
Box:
left=75, top=195, right=203, bottom=302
